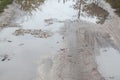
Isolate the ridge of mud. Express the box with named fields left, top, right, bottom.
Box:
left=13, top=29, right=53, bottom=38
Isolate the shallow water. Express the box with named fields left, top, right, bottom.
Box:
left=16, top=0, right=98, bottom=28
left=96, top=47, right=120, bottom=80
left=0, top=27, right=65, bottom=80
left=0, top=0, right=99, bottom=80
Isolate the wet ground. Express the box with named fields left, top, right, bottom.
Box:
left=96, top=47, right=120, bottom=80
left=0, top=0, right=119, bottom=80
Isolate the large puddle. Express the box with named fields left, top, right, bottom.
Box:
left=96, top=47, right=120, bottom=80
left=0, top=0, right=108, bottom=80
left=15, top=0, right=108, bottom=27
left=0, top=27, right=65, bottom=80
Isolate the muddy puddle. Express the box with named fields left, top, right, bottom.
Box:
left=15, top=0, right=108, bottom=27
left=0, top=27, right=64, bottom=80
left=13, top=29, right=53, bottom=38
left=0, top=0, right=109, bottom=80
left=96, top=47, right=120, bottom=80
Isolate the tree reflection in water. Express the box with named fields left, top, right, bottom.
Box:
left=15, top=0, right=45, bottom=13
left=15, top=0, right=78, bottom=12
left=13, top=0, right=108, bottom=24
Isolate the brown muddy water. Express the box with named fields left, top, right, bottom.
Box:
left=0, top=0, right=108, bottom=80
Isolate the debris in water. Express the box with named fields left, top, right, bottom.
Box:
left=8, top=40, right=12, bottom=42
left=0, top=54, right=10, bottom=61
left=62, top=37, right=64, bottom=39
left=56, top=41, right=59, bottom=44
left=60, top=48, right=65, bottom=51
left=19, top=43, right=24, bottom=46
left=44, top=18, right=64, bottom=26
left=13, top=29, right=53, bottom=38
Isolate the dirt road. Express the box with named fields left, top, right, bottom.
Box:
left=37, top=1, right=120, bottom=79
left=0, top=0, right=120, bottom=80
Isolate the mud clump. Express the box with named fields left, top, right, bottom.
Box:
left=13, top=29, right=53, bottom=38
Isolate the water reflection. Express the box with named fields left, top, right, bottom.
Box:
left=58, top=0, right=75, bottom=3
left=73, top=0, right=86, bottom=18
left=15, top=0, right=108, bottom=24
left=73, top=0, right=108, bottom=23
left=15, top=0, right=45, bottom=12
left=15, top=0, right=77, bottom=13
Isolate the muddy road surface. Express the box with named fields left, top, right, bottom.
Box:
left=0, top=0, right=120, bottom=80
